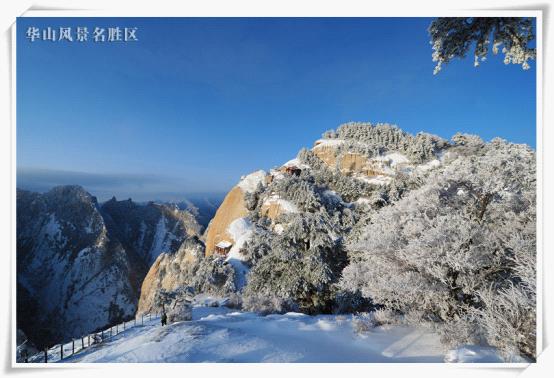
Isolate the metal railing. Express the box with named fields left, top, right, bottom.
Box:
left=23, top=312, right=159, bottom=363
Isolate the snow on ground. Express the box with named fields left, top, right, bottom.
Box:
left=225, top=218, right=254, bottom=289
left=416, top=158, right=441, bottom=172
left=237, top=170, right=266, bottom=193
left=55, top=305, right=519, bottom=363
left=226, top=218, right=253, bottom=261
left=59, top=306, right=437, bottom=363
left=357, top=174, right=393, bottom=186
left=42, top=213, right=66, bottom=246
left=147, top=216, right=170, bottom=265
left=354, top=197, right=372, bottom=205
left=216, top=240, right=233, bottom=249
left=262, top=195, right=299, bottom=214
left=353, top=151, right=444, bottom=186
left=313, top=138, right=345, bottom=149
left=283, top=158, right=310, bottom=170
left=444, top=345, right=528, bottom=363
left=273, top=224, right=285, bottom=235
left=372, top=152, right=410, bottom=168
left=322, top=189, right=343, bottom=204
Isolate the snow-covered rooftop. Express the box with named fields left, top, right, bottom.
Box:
left=215, top=241, right=233, bottom=249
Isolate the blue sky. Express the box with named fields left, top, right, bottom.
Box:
left=17, top=17, right=536, bottom=201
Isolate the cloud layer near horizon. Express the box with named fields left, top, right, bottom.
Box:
left=17, top=167, right=226, bottom=202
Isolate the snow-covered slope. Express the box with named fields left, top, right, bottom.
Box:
left=57, top=303, right=521, bottom=363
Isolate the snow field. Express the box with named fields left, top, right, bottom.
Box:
left=57, top=304, right=517, bottom=363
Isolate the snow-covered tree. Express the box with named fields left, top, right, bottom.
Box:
left=243, top=212, right=347, bottom=314
left=190, top=256, right=236, bottom=295
left=429, top=17, right=536, bottom=74
left=340, top=138, right=536, bottom=358
left=322, top=122, right=449, bottom=164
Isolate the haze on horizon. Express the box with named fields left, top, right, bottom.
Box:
left=17, top=17, right=536, bottom=201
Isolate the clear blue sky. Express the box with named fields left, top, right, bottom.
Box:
left=17, top=17, right=536, bottom=201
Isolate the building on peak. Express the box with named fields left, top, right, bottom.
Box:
left=214, top=240, right=233, bottom=256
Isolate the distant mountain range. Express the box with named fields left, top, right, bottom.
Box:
left=17, top=185, right=203, bottom=348
left=162, top=194, right=225, bottom=230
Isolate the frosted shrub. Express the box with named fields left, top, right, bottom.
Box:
left=351, top=313, right=375, bottom=335
left=331, top=122, right=449, bottom=163
left=297, top=149, right=375, bottom=202
left=472, top=282, right=536, bottom=359
left=340, top=138, right=536, bottom=358
left=373, top=308, right=403, bottom=327
left=271, top=175, right=322, bottom=212
left=451, top=132, right=485, bottom=148
left=244, top=182, right=265, bottom=211
left=238, top=228, right=273, bottom=267
left=333, top=289, right=373, bottom=314
left=225, top=292, right=243, bottom=309
left=188, top=256, right=236, bottom=296
left=322, top=130, right=338, bottom=139
left=438, top=315, right=484, bottom=349
left=298, top=148, right=326, bottom=171
left=152, top=287, right=193, bottom=322
left=242, top=292, right=296, bottom=315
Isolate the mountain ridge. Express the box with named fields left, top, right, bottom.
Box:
left=16, top=185, right=202, bottom=348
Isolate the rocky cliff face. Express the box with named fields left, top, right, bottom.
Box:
left=137, top=237, right=205, bottom=314
left=203, top=170, right=267, bottom=256
left=101, top=197, right=201, bottom=266
left=17, top=186, right=201, bottom=348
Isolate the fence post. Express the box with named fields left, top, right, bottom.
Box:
left=82, top=336, right=84, bottom=349
left=44, top=347, right=47, bottom=363
left=142, top=314, right=144, bottom=325
left=116, top=324, right=118, bottom=334
left=123, top=321, right=125, bottom=331
left=72, top=339, right=75, bottom=355
left=110, top=327, right=112, bottom=338
left=149, top=313, right=151, bottom=322
left=101, top=329, right=104, bottom=342
left=60, top=344, right=63, bottom=360
left=134, top=317, right=136, bottom=326
left=88, top=334, right=90, bottom=347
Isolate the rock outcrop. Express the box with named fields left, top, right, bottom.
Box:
left=137, top=237, right=204, bottom=314
left=203, top=170, right=267, bottom=256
